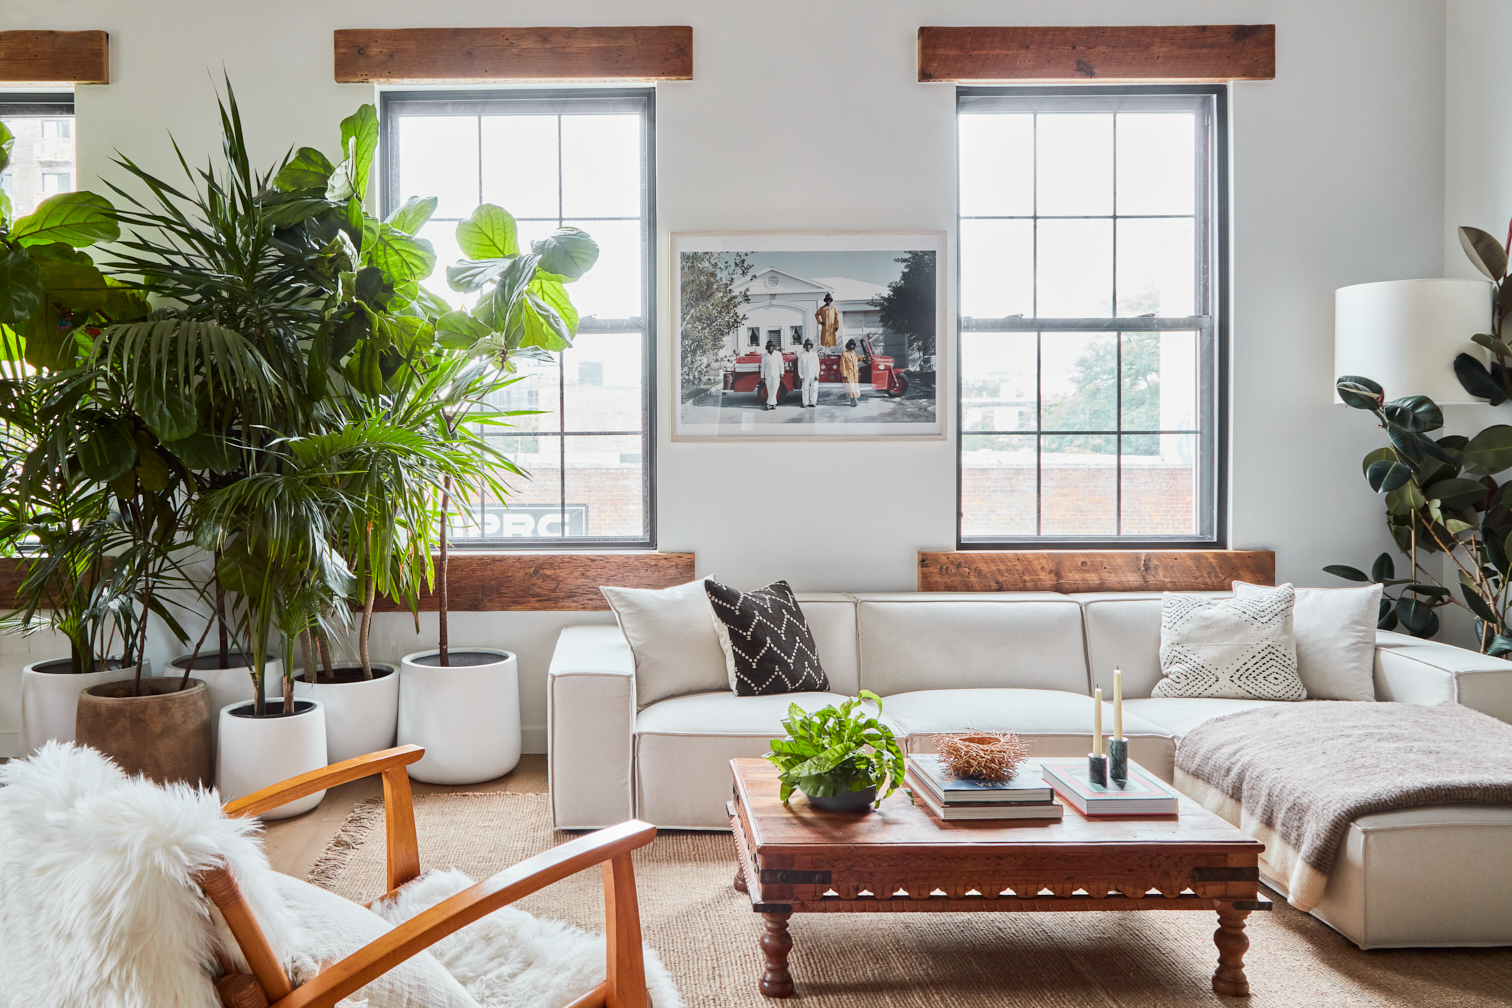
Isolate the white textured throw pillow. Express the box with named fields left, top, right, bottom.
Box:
left=601, top=578, right=730, bottom=708
left=1233, top=580, right=1381, bottom=702
left=1153, top=586, right=1306, bottom=700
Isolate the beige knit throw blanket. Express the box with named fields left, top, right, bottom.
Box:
left=1175, top=701, right=1512, bottom=911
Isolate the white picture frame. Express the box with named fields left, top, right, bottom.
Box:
left=671, top=231, right=947, bottom=441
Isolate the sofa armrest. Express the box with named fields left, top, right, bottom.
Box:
left=548, top=625, right=637, bottom=829
left=1374, top=632, right=1512, bottom=723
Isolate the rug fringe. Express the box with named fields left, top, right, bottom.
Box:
left=306, top=797, right=386, bottom=889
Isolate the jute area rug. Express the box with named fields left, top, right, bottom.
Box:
left=308, top=792, right=1512, bottom=1007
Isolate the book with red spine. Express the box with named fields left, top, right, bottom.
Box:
left=1036, top=759, right=1180, bottom=816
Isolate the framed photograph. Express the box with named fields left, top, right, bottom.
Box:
left=673, top=232, right=946, bottom=440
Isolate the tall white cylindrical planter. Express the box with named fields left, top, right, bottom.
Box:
left=398, top=649, right=519, bottom=785
left=291, top=665, right=399, bottom=764
left=216, top=699, right=327, bottom=819
left=22, top=659, right=151, bottom=754
left=164, top=654, right=284, bottom=750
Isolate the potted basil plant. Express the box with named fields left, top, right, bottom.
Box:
left=766, top=691, right=906, bottom=812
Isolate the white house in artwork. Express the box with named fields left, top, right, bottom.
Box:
left=729, top=268, right=891, bottom=355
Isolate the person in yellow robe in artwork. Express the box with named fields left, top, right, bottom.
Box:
left=814, top=293, right=840, bottom=350
left=839, top=339, right=862, bottom=407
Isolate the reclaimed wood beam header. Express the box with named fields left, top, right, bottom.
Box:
left=0, top=30, right=109, bottom=85
left=334, top=26, right=693, bottom=83
left=918, top=550, right=1276, bottom=593
left=372, top=552, right=695, bottom=612
left=918, top=25, right=1275, bottom=83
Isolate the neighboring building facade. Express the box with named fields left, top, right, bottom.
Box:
left=0, top=114, right=76, bottom=218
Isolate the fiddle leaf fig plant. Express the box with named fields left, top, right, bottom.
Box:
left=766, top=691, right=906, bottom=807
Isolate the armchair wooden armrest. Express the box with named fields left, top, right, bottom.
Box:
left=206, top=747, right=660, bottom=1008
left=223, top=745, right=424, bottom=895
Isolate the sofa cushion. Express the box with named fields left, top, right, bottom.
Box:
left=634, top=691, right=900, bottom=829
left=796, top=594, right=859, bottom=695
left=1152, top=587, right=1306, bottom=701
left=1234, top=581, right=1381, bottom=702
left=601, top=577, right=728, bottom=708
left=1123, top=696, right=1288, bottom=737
left=706, top=579, right=829, bottom=696
left=854, top=593, right=1089, bottom=696
left=882, top=687, right=1178, bottom=782
left=1072, top=592, right=1231, bottom=698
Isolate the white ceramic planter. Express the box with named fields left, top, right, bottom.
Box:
left=216, top=698, right=327, bottom=819
left=290, top=665, right=400, bottom=764
left=398, top=649, right=520, bottom=785
left=163, top=653, right=284, bottom=750
left=22, top=658, right=152, bottom=754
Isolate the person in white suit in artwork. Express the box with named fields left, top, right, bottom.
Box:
left=760, top=341, right=786, bottom=410
left=796, top=338, right=821, bottom=408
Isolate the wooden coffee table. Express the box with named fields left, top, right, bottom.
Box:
left=728, top=758, right=1270, bottom=999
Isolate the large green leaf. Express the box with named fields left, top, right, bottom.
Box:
left=531, top=227, right=599, bottom=281
left=326, top=104, right=379, bottom=202
left=1366, top=458, right=1413, bottom=493
left=160, top=430, right=234, bottom=474
left=455, top=204, right=519, bottom=260
left=136, top=383, right=198, bottom=442
left=529, top=276, right=580, bottom=333
left=78, top=419, right=138, bottom=483
left=446, top=258, right=510, bottom=293
left=1424, top=477, right=1489, bottom=510
left=1370, top=552, right=1396, bottom=583
left=11, top=191, right=119, bottom=248
left=385, top=196, right=437, bottom=236
left=0, top=323, right=22, bottom=363
left=1471, top=332, right=1512, bottom=357
left=1461, top=583, right=1500, bottom=625
left=434, top=309, right=492, bottom=349
left=0, top=120, right=12, bottom=177
left=1397, top=596, right=1434, bottom=635
left=274, top=146, right=336, bottom=191
left=0, top=246, right=42, bottom=323
left=1454, top=352, right=1507, bottom=405
left=1460, top=226, right=1509, bottom=281
left=1383, top=394, right=1443, bottom=434
left=366, top=225, right=436, bottom=285
left=1323, top=564, right=1370, bottom=582
left=30, top=244, right=111, bottom=312
left=1462, top=425, right=1512, bottom=475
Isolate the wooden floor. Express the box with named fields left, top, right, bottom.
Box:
left=260, top=754, right=548, bottom=879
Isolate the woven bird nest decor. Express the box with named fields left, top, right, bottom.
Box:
left=932, top=731, right=1030, bottom=781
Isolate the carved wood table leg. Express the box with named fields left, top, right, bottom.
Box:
left=759, top=912, right=795, bottom=998
left=1212, top=902, right=1252, bottom=997
left=734, top=867, right=748, bottom=893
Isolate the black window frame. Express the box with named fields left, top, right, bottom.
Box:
left=955, top=84, right=1229, bottom=550
left=379, top=87, right=657, bottom=551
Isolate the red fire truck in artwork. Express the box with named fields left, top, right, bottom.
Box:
left=720, top=336, right=909, bottom=403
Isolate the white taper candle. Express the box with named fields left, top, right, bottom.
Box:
left=1114, top=668, right=1123, bottom=741
left=1093, top=687, right=1103, bottom=756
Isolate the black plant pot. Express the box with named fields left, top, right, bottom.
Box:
left=805, top=785, right=878, bottom=812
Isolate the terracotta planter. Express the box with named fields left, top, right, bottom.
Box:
left=398, top=649, right=520, bottom=784
left=291, top=664, right=399, bottom=764
left=164, top=652, right=283, bottom=751
left=75, top=678, right=213, bottom=786
left=216, top=698, right=326, bottom=819
left=22, top=658, right=151, bottom=755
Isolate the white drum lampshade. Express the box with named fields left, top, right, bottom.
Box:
left=1334, top=278, right=1494, bottom=404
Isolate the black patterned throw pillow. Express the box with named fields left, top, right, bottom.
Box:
left=704, top=579, right=830, bottom=697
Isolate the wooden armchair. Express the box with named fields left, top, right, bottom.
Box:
left=204, top=745, right=657, bottom=1008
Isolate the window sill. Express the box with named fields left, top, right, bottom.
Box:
left=373, top=551, right=694, bottom=612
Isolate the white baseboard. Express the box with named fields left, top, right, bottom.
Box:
left=521, top=726, right=546, bottom=755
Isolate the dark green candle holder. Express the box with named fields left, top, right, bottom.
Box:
left=1109, top=739, right=1128, bottom=785
left=1088, top=753, right=1108, bottom=787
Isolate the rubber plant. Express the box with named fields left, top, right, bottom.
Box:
left=766, top=691, right=906, bottom=808
left=1327, top=225, right=1512, bottom=654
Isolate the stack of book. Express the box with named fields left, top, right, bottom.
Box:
left=905, top=754, right=1064, bottom=821
left=1037, top=759, right=1180, bottom=816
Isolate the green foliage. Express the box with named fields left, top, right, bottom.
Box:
left=765, top=691, right=906, bottom=807
left=867, top=250, right=936, bottom=370
left=678, top=251, right=753, bottom=397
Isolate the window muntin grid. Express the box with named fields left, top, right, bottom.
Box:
left=382, top=91, right=654, bottom=548
left=957, top=88, right=1223, bottom=545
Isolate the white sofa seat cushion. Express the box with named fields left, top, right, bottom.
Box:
left=882, top=688, right=1178, bottom=782
left=634, top=691, right=899, bottom=830
left=1123, top=697, right=1291, bottom=738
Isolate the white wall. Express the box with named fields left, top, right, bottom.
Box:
left=1, top=0, right=1457, bottom=753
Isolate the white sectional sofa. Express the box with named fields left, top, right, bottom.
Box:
left=547, top=590, right=1512, bottom=948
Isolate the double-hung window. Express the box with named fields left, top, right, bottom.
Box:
left=382, top=90, right=654, bottom=547
left=0, top=94, right=77, bottom=219
left=957, top=86, right=1225, bottom=546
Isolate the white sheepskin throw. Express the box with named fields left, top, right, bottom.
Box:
left=371, top=869, right=685, bottom=1008
left=0, top=743, right=301, bottom=1008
